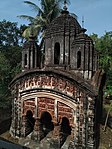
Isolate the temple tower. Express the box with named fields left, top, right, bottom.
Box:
left=9, top=2, right=104, bottom=149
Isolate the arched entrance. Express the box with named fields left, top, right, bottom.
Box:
left=60, top=117, right=71, bottom=135
left=40, top=111, right=54, bottom=136
left=59, top=117, right=71, bottom=147
left=25, top=110, right=35, bottom=136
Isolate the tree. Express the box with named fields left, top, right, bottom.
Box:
left=0, top=20, right=27, bottom=108
left=18, top=0, right=70, bottom=49
left=0, top=20, right=27, bottom=46
left=90, top=32, right=112, bottom=97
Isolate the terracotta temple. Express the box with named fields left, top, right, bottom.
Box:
left=9, top=2, right=105, bottom=149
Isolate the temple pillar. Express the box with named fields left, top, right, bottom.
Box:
left=54, top=99, right=58, bottom=123
left=87, top=97, right=95, bottom=149
left=32, top=117, right=44, bottom=142
left=21, top=114, right=26, bottom=137
left=30, top=50, right=33, bottom=68
left=35, top=49, right=37, bottom=68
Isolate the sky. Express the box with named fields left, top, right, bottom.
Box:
left=0, top=0, right=112, bottom=37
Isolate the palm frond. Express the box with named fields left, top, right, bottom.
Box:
left=34, top=24, right=41, bottom=29
left=22, top=26, right=39, bottom=39
left=47, top=9, right=54, bottom=19
left=40, top=31, right=45, bottom=39
left=20, top=0, right=69, bottom=40
left=35, top=15, right=47, bottom=24
left=41, top=0, right=47, bottom=9
left=24, top=1, right=44, bottom=15
left=22, top=27, right=31, bottom=38
left=17, top=15, right=34, bottom=23
left=46, top=2, right=59, bottom=18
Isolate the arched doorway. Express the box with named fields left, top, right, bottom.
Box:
left=40, top=111, right=54, bottom=136
left=25, top=110, right=35, bottom=136
left=59, top=117, right=71, bottom=147
left=60, top=117, right=71, bottom=135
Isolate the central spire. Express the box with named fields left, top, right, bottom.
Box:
left=62, top=0, right=69, bottom=14
left=63, top=0, right=67, bottom=11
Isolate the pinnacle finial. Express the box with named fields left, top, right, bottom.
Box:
left=82, top=16, right=84, bottom=28
left=63, top=0, right=67, bottom=11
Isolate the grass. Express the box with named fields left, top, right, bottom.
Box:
left=99, top=103, right=112, bottom=149
left=99, top=125, right=112, bottom=149
left=104, top=104, right=112, bottom=116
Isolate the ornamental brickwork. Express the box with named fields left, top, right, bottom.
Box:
left=9, top=69, right=99, bottom=148
left=9, top=5, right=105, bottom=149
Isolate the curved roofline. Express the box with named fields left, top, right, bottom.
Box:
left=9, top=68, right=98, bottom=97
left=45, top=11, right=82, bottom=37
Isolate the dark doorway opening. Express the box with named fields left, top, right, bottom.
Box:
left=59, top=117, right=71, bottom=147
left=33, top=50, right=35, bottom=68
left=60, top=117, right=71, bottom=135
left=40, top=111, right=54, bottom=136
left=25, top=110, right=35, bottom=136
left=77, top=51, right=81, bottom=68
left=54, top=42, right=60, bottom=64
left=24, top=54, right=27, bottom=66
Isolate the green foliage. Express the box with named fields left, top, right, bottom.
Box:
left=18, top=0, right=70, bottom=47
left=0, top=52, right=10, bottom=80
left=0, top=20, right=27, bottom=46
left=0, top=20, right=26, bottom=108
left=90, top=32, right=112, bottom=97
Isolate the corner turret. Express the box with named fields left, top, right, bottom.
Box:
left=22, top=34, right=41, bottom=71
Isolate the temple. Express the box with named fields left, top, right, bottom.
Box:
left=9, top=3, right=105, bottom=149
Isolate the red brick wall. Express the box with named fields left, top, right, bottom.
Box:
left=58, top=102, right=73, bottom=125
left=22, top=97, right=74, bottom=126
left=38, top=97, right=54, bottom=119
left=23, top=99, right=35, bottom=115
left=37, top=97, right=73, bottom=125
left=18, top=75, right=78, bottom=98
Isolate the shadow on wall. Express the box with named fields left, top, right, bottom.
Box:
left=59, top=117, right=71, bottom=147
left=25, top=110, right=35, bottom=136
left=0, top=108, right=11, bottom=135
left=0, top=118, right=11, bottom=135
left=40, top=111, right=54, bottom=136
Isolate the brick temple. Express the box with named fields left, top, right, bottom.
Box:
left=9, top=3, right=105, bottom=149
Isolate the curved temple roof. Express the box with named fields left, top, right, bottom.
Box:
left=45, top=9, right=81, bottom=37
